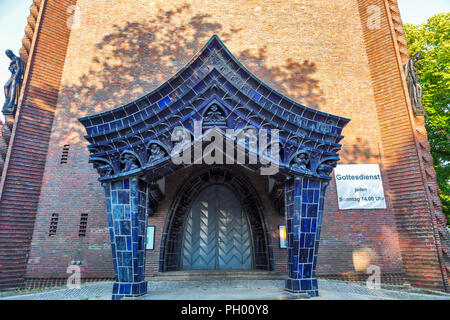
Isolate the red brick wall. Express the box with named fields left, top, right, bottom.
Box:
left=386, top=0, right=449, bottom=289
left=0, top=0, right=78, bottom=289
left=0, top=120, right=5, bottom=174
left=2, top=0, right=442, bottom=291
left=356, top=0, right=447, bottom=290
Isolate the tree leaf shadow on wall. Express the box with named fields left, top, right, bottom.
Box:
left=57, top=3, right=325, bottom=145
left=340, top=137, right=375, bottom=164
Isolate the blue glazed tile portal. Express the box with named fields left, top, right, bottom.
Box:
left=105, top=179, right=150, bottom=300
left=285, top=178, right=328, bottom=297
left=79, top=36, right=350, bottom=300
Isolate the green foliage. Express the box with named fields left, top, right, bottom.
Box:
left=404, top=13, right=450, bottom=225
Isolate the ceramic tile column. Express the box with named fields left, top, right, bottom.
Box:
left=284, top=177, right=328, bottom=297
left=103, top=177, right=148, bottom=300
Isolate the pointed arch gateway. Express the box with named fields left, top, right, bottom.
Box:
left=161, top=166, right=273, bottom=273
left=79, top=35, right=350, bottom=300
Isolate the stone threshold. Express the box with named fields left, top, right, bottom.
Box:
left=147, top=270, right=286, bottom=281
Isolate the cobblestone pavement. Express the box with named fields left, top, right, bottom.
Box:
left=1, top=279, right=449, bottom=300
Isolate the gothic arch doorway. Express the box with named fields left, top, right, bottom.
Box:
left=160, top=166, right=273, bottom=272
left=182, top=184, right=253, bottom=270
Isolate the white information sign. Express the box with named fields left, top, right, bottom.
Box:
left=334, top=164, right=386, bottom=210
left=146, top=226, right=155, bottom=250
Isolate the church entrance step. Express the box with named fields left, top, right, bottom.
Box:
left=148, top=270, right=285, bottom=281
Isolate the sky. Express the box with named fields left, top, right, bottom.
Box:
left=0, top=0, right=449, bottom=120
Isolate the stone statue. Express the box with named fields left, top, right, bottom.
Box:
left=291, top=153, right=309, bottom=172
left=93, top=161, right=113, bottom=177
left=121, top=154, right=139, bottom=172
left=148, top=144, right=165, bottom=163
left=404, top=52, right=426, bottom=116
left=3, top=50, right=25, bottom=115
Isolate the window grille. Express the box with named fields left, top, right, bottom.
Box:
left=79, top=213, right=89, bottom=237
left=60, top=145, right=70, bottom=164
left=49, top=213, right=59, bottom=236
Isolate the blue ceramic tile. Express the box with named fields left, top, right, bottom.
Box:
left=308, top=248, right=314, bottom=263
left=113, top=205, right=124, bottom=220
left=311, top=219, right=317, bottom=233
left=120, top=221, right=131, bottom=235
left=112, top=191, right=118, bottom=204
left=302, top=190, right=314, bottom=203
left=116, top=236, right=126, bottom=251
left=305, top=233, right=315, bottom=248
left=301, top=219, right=311, bottom=232
left=312, top=279, right=318, bottom=290
left=303, top=179, right=308, bottom=188
left=300, top=233, right=305, bottom=248
left=299, top=249, right=309, bottom=263
left=126, top=236, right=132, bottom=250
left=297, top=264, right=303, bottom=279
left=306, top=204, right=317, bottom=217
left=313, top=190, right=320, bottom=203
left=309, top=180, right=320, bottom=189
left=301, top=280, right=312, bottom=291
left=113, top=221, right=120, bottom=235
left=124, top=206, right=131, bottom=219
left=111, top=180, right=123, bottom=190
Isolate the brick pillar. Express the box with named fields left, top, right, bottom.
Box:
left=284, top=177, right=328, bottom=297
left=103, top=177, right=148, bottom=300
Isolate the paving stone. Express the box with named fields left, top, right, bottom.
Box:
left=2, top=279, right=449, bottom=300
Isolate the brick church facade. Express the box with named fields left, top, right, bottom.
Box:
left=0, top=0, right=448, bottom=298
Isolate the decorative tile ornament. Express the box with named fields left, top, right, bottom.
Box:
left=79, top=35, right=349, bottom=183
